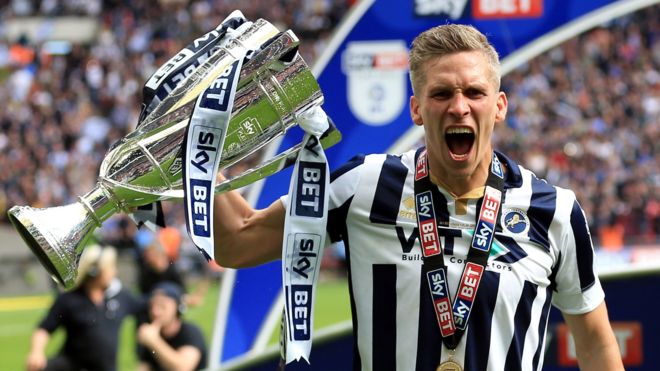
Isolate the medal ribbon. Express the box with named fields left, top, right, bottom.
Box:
left=414, top=147, right=505, bottom=349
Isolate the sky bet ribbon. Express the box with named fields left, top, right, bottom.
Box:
left=414, top=148, right=504, bottom=350
left=182, top=46, right=248, bottom=261
left=129, top=10, right=248, bottom=231
left=280, top=107, right=330, bottom=367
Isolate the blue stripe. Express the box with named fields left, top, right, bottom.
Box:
left=527, top=176, right=556, bottom=251
left=372, top=264, right=397, bottom=371
left=328, top=197, right=353, bottom=243
left=504, top=280, right=538, bottom=371
left=330, top=154, right=365, bottom=182
left=464, top=271, right=500, bottom=371
left=370, top=155, right=408, bottom=225
left=493, top=234, right=529, bottom=264
left=344, top=239, right=361, bottom=371
left=415, top=265, right=442, bottom=371
left=570, top=200, right=596, bottom=291
left=532, top=287, right=553, bottom=371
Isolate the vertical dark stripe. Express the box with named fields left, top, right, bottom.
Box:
left=464, top=271, right=500, bottom=371
left=370, top=155, right=408, bottom=225
left=527, top=177, right=556, bottom=251
left=570, top=200, right=596, bottom=291
left=504, top=280, right=538, bottom=371
left=329, top=197, right=361, bottom=370
left=532, top=287, right=553, bottom=371
left=415, top=265, right=442, bottom=371
left=372, top=264, right=397, bottom=371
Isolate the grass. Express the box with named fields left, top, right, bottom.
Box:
left=0, top=277, right=350, bottom=371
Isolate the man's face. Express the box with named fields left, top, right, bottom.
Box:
left=410, top=51, right=507, bottom=184
left=149, top=293, right=178, bottom=324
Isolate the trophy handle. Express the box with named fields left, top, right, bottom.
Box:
left=215, top=118, right=342, bottom=194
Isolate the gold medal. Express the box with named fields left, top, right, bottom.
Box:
left=436, top=360, right=463, bottom=371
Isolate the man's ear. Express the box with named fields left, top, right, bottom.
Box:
left=410, top=95, right=423, bottom=126
left=495, top=91, right=508, bottom=123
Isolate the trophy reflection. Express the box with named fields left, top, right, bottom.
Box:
left=7, top=18, right=340, bottom=289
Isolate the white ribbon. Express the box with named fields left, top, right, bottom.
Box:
left=183, top=46, right=247, bottom=260
left=281, top=107, right=330, bottom=364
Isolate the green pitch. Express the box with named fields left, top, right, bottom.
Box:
left=0, top=278, right=350, bottom=370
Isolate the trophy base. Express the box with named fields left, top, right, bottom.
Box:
left=7, top=189, right=106, bottom=289
left=8, top=210, right=66, bottom=285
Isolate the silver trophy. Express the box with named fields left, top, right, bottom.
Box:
left=7, top=19, right=341, bottom=289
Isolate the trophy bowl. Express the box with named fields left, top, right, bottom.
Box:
left=7, top=18, right=341, bottom=289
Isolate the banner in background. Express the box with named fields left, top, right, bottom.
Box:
left=213, top=0, right=658, bottom=367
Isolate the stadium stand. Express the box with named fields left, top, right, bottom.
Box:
left=0, top=1, right=656, bottom=253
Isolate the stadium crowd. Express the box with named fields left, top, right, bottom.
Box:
left=0, top=0, right=657, bottom=257
left=497, top=6, right=659, bottom=249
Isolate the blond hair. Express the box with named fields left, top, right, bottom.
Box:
left=74, top=244, right=117, bottom=288
left=409, top=24, right=501, bottom=94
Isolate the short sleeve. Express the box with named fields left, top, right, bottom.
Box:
left=38, top=294, right=66, bottom=333
left=551, top=194, right=605, bottom=314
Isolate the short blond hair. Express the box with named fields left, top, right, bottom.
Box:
left=409, top=24, right=501, bottom=94
left=74, top=244, right=117, bottom=288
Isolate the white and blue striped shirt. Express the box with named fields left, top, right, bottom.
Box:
left=323, top=148, right=604, bottom=371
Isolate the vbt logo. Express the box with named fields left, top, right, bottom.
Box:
left=473, top=0, right=543, bottom=19
left=453, top=263, right=483, bottom=329
left=427, top=269, right=455, bottom=335
left=416, top=191, right=440, bottom=256
left=472, top=188, right=501, bottom=251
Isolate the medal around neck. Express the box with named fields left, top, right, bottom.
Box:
left=7, top=18, right=341, bottom=289
left=437, top=360, right=463, bottom=371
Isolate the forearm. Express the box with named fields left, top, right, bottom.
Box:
left=564, top=302, right=624, bottom=371
left=213, top=188, right=284, bottom=267
left=30, top=328, right=50, bottom=354
left=145, top=337, right=188, bottom=371
left=575, top=338, right=624, bottom=371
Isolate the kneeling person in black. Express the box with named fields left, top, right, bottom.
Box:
left=26, top=245, right=142, bottom=371
left=137, top=282, right=207, bottom=371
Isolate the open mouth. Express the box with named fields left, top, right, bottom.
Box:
left=445, top=127, right=475, bottom=160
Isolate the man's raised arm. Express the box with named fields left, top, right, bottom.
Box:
left=212, top=181, right=285, bottom=268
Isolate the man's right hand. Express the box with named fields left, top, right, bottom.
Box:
left=26, top=351, right=46, bottom=371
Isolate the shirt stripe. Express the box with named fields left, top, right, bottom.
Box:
left=372, top=264, right=397, bottom=371
left=369, top=155, right=408, bottom=225
left=504, top=280, right=538, bottom=371
left=531, top=287, right=553, bottom=371
left=527, top=176, right=556, bottom=251
left=570, top=200, right=597, bottom=291
left=464, top=271, right=500, bottom=371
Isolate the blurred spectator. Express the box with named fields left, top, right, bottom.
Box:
left=25, top=245, right=142, bottom=371
left=137, top=281, right=207, bottom=371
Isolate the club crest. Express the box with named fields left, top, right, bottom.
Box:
left=502, top=208, right=529, bottom=235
